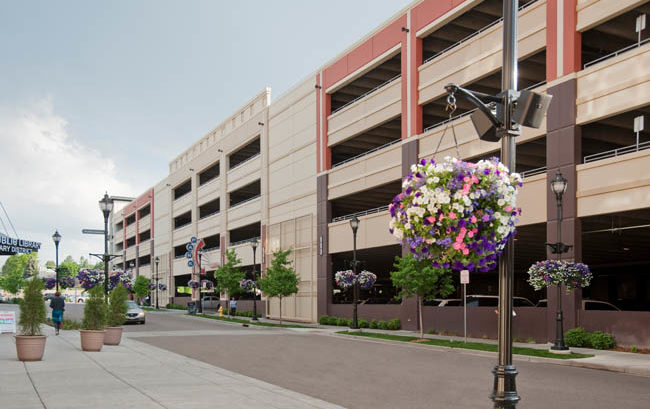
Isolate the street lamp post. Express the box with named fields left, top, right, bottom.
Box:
left=349, top=216, right=360, bottom=330
left=154, top=256, right=160, bottom=310
left=549, top=170, right=569, bottom=351
left=251, top=238, right=259, bottom=321
left=52, top=231, right=61, bottom=292
left=98, top=193, right=114, bottom=296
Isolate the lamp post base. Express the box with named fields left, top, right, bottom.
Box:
left=490, top=365, right=520, bottom=409
left=550, top=345, right=570, bottom=351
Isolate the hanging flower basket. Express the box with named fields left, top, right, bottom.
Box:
left=147, top=283, right=157, bottom=290
left=334, top=270, right=377, bottom=290
left=527, top=260, right=592, bottom=292
left=389, top=157, right=522, bottom=272
left=43, top=277, right=57, bottom=290
left=240, top=279, right=257, bottom=293
left=77, top=269, right=104, bottom=290
left=200, top=280, right=214, bottom=289
left=158, top=283, right=167, bottom=291
left=109, top=270, right=133, bottom=291
left=59, top=277, right=75, bottom=289
left=187, top=280, right=200, bottom=289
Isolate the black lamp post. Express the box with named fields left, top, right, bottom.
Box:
left=154, top=256, right=160, bottom=310
left=251, top=238, right=259, bottom=321
left=52, top=230, right=61, bottom=292
left=548, top=170, right=570, bottom=351
left=98, top=193, right=114, bottom=296
left=349, top=216, right=360, bottom=330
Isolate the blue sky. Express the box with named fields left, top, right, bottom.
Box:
left=0, top=0, right=412, bottom=266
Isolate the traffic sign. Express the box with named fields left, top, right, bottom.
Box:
left=187, top=260, right=195, bottom=267
left=185, top=252, right=193, bottom=259
left=186, top=243, right=194, bottom=251
left=190, top=237, right=197, bottom=244
left=460, top=270, right=470, bottom=284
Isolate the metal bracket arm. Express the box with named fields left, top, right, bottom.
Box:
left=445, top=83, right=503, bottom=128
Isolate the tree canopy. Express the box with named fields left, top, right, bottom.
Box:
left=0, top=253, right=33, bottom=294
left=258, top=249, right=299, bottom=324
left=133, top=275, right=151, bottom=300
left=214, top=249, right=244, bottom=297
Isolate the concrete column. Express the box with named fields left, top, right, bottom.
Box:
left=316, top=174, right=332, bottom=319
left=399, top=139, right=419, bottom=331
left=545, top=77, right=582, bottom=340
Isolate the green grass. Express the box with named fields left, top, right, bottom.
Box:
left=195, top=314, right=307, bottom=328
left=337, top=331, right=594, bottom=360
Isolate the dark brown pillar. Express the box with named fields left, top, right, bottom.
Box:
left=400, top=140, right=419, bottom=331
left=316, top=174, right=332, bottom=319
left=545, top=78, right=582, bottom=340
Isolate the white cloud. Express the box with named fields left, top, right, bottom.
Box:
left=0, top=98, right=144, bottom=267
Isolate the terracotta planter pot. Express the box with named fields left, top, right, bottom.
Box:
left=15, top=335, right=47, bottom=361
left=104, top=327, right=123, bottom=345
left=80, top=330, right=106, bottom=352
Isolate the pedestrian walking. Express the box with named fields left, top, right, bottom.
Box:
left=49, top=291, right=65, bottom=335
left=230, top=298, right=237, bottom=317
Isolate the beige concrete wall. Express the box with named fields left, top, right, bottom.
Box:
left=418, top=0, right=546, bottom=104
left=328, top=141, right=402, bottom=200
left=125, top=222, right=136, bottom=240
left=517, top=173, right=547, bottom=226
left=227, top=197, right=262, bottom=230
left=138, top=214, right=151, bottom=233
left=577, top=0, right=646, bottom=31
left=197, top=178, right=220, bottom=204
left=576, top=44, right=650, bottom=125
left=226, top=155, right=262, bottom=192
left=577, top=150, right=650, bottom=217
left=328, top=210, right=395, bottom=253
left=266, top=77, right=318, bottom=323
left=197, top=214, right=220, bottom=239
left=229, top=242, right=262, bottom=267
left=327, top=80, right=401, bottom=147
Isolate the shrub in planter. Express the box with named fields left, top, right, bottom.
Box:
left=336, top=317, right=348, bottom=326
left=358, top=318, right=370, bottom=329
left=377, top=320, right=389, bottom=330
left=319, top=315, right=330, bottom=325
left=369, top=319, right=378, bottom=329
left=388, top=319, right=401, bottom=330
left=564, top=327, right=591, bottom=347
left=15, top=277, right=47, bottom=361
left=104, top=283, right=128, bottom=346
left=80, top=286, right=107, bottom=352
left=590, top=331, right=615, bottom=350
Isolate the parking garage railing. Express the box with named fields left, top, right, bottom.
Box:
left=583, top=37, right=650, bottom=69
left=331, top=205, right=390, bottom=223
left=332, top=138, right=402, bottom=169
left=331, top=75, right=401, bottom=115
left=229, top=237, right=261, bottom=247
left=520, top=166, right=546, bottom=178
left=422, top=0, right=539, bottom=65
left=583, top=141, right=650, bottom=163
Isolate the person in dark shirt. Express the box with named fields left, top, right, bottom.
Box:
left=49, top=292, right=65, bottom=335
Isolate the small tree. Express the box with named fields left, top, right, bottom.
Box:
left=59, top=256, right=80, bottom=278
left=0, top=253, right=29, bottom=294
left=23, top=254, right=39, bottom=278
left=82, top=285, right=107, bottom=331
left=133, top=275, right=151, bottom=303
left=259, top=249, right=299, bottom=324
left=390, top=253, right=455, bottom=338
left=107, top=283, right=128, bottom=327
left=214, top=250, right=244, bottom=312
left=18, top=278, right=46, bottom=336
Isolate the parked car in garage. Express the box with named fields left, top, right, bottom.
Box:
left=201, top=295, right=221, bottom=310
left=536, top=299, right=621, bottom=311
left=125, top=300, right=146, bottom=324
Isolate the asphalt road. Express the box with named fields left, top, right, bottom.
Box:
left=125, top=310, right=650, bottom=409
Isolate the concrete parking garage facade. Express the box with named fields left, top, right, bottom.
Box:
left=110, top=0, right=650, bottom=347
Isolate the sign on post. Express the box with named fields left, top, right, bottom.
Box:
left=0, top=311, right=17, bottom=333
left=460, top=270, right=469, bottom=343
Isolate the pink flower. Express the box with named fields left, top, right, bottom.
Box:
left=427, top=216, right=436, bottom=224
left=439, top=214, right=444, bottom=221
left=462, top=248, right=469, bottom=255
left=456, top=235, right=463, bottom=243
left=472, top=175, right=479, bottom=184
left=505, top=205, right=512, bottom=212
left=463, top=176, right=470, bottom=182
left=470, top=216, right=477, bottom=223
left=462, top=184, right=471, bottom=195
left=452, top=242, right=462, bottom=250
left=459, top=227, right=467, bottom=234
left=449, top=212, right=457, bottom=220
left=468, top=231, right=474, bottom=238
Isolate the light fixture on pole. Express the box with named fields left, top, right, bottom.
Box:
left=154, top=256, right=160, bottom=310
left=52, top=230, right=61, bottom=292
left=349, top=216, right=360, bottom=330
left=250, top=238, right=259, bottom=321
left=98, top=192, right=114, bottom=296
left=546, top=170, right=571, bottom=351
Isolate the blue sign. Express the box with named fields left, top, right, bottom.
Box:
left=187, top=260, right=195, bottom=267
left=185, top=252, right=193, bottom=259
left=190, top=237, right=198, bottom=244
left=186, top=243, right=194, bottom=251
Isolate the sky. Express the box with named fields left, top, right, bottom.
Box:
left=0, top=0, right=413, bottom=268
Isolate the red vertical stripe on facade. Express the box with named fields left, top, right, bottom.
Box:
left=563, top=0, right=581, bottom=75
left=411, top=34, right=423, bottom=137
left=316, top=73, right=321, bottom=173
left=401, top=38, right=408, bottom=139
left=324, top=93, right=332, bottom=170
left=546, top=0, right=558, bottom=81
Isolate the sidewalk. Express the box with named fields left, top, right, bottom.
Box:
left=0, top=325, right=345, bottom=409
left=197, top=311, right=650, bottom=377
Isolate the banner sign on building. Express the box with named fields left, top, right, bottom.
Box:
left=0, top=233, right=41, bottom=256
